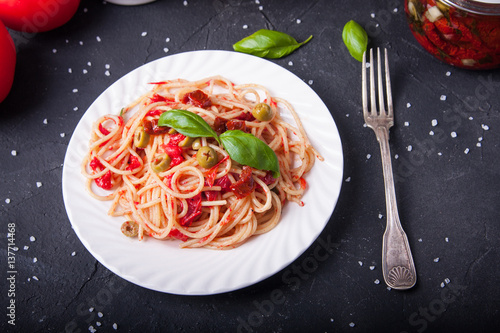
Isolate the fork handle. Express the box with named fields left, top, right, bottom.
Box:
left=375, top=126, right=417, bottom=290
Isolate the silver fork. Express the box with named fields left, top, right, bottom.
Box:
left=362, top=48, right=416, bottom=290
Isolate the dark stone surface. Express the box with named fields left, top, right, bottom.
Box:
left=1, top=0, right=499, bottom=332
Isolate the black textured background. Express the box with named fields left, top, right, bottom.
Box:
left=1, top=0, right=499, bottom=332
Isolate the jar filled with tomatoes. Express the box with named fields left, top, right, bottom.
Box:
left=405, top=0, right=500, bottom=69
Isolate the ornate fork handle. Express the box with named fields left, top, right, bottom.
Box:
left=375, top=126, right=417, bottom=289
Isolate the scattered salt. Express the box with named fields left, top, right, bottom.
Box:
left=418, top=238, right=423, bottom=242
left=242, top=24, right=248, bottom=29
left=30, top=236, right=36, bottom=242
left=141, top=31, right=148, bottom=37
left=371, top=13, right=376, bottom=18
left=482, top=124, right=490, bottom=130
left=288, top=61, right=293, bottom=66
left=464, top=148, right=470, bottom=154
left=72, top=88, right=78, bottom=93
left=431, top=119, right=438, bottom=126
left=450, top=131, right=457, bottom=138
left=105, top=70, right=111, bottom=76
left=83, top=69, right=88, bottom=74
left=96, top=36, right=101, bottom=42
left=407, top=145, right=413, bottom=152
left=366, top=154, right=371, bottom=159
left=358, top=261, right=363, bottom=266
left=446, top=71, right=451, bottom=76
left=444, top=278, right=450, bottom=284
left=43, top=119, right=48, bottom=124
left=52, top=49, right=57, bottom=54
left=98, top=312, right=103, bottom=318
left=96, top=322, right=101, bottom=327
left=440, top=95, right=447, bottom=101
left=5, top=198, right=11, bottom=204
left=60, top=133, right=66, bottom=138
left=79, top=41, right=83, bottom=46
left=87, top=62, right=92, bottom=66
left=433, top=257, right=440, bottom=262
left=345, top=177, right=351, bottom=182
left=440, top=282, right=445, bottom=288
left=36, top=182, right=42, bottom=188
left=24, top=246, right=29, bottom=250
left=406, top=102, right=411, bottom=108
left=476, top=142, right=482, bottom=147
left=183, top=0, right=188, bottom=6
left=374, top=279, right=380, bottom=284
left=378, top=214, right=383, bottom=219
left=11, top=150, right=17, bottom=156
left=33, top=257, right=38, bottom=263
left=445, top=237, right=449, bottom=242
left=429, top=131, right=435, bottom=136
left=308, top=80, right=314, bottom=85
left=163, top=48, right=170, bottom=53
left=369, top=266, right=375, bottom=270
left=33, top=276, right=39, bottom=281
left=68, top=68, right=72, bottom=73
left=89, top=307, right=94, bottom=312
left=105, top=64, right=110, bottom=69
left=165, top=37, right=170, bottom=42
left=71, top=251, right=76, bottom=256
left=296, top=19, right=301, bottom=24
left=349, top=322, right=355, bottom=328
left=113, top=323, right=118, bottom=330
left=73, top=107, right=79, bottom=111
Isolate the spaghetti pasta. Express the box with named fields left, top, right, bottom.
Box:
left=81, top=76, right=322, bottom=249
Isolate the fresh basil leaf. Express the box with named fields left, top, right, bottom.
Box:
left=342, top=20, right=368, bottom=62
left=220, top=130, right=280, bottom=178
left=233, top=29, right=313, bottom=59
left=158, top=109, right=220, bottom=143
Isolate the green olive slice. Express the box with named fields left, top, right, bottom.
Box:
left=196, top=146, right=218, bottom=168
left=178, top=136, right=195, bottom=147
left=251, top=103, right=274, bottom=122
left=121, top=221, right=139, bottom=237
left=151, top=154, right=171, bottom=173
left=134, top=126, right=150, bottom=148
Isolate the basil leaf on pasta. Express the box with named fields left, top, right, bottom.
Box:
left=233, top=29, right=313, bottom=59
left=158, top=109, right=220, bottom=143
left=220, top=130, right=280, bottom=178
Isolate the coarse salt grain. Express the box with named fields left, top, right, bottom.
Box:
left=482, top=124, right=489, bottom=130
left=72, top=89, right=78, bottom=93
left=73, top=107, right=79, bottom=111
left=404, top=121, right=410, bottom=126
left=166, top=37, right=170, bottom=42
left=183, top=0, right=188, bottom=6
left=369, top=266, right=375, bottom=270
left=105, top=64, right=110, bottom=69
left=433, top=257, right=440, bottom=262
left=374, top=279, right=380, bottom=284
left=141, top=32, right=148, bottom=37
left=259, top=5, right=263, bottom=10
left=43, top=118, right=48, bottom=124
left=24, top=245, right=29, bottom=250
left=98, top=312, right=103, bottom=318
left=87, top=62, right=92, bottom=66
left=450, top=131, right=457, bottom=138
left=60, top=133, right=66, bottom=138
left=11, top=150, right=17, bottom=156
left=358, top=261, right=363, bottom=266
left=30, top=236, right=36, bottom=242
left=33, top=276, right=39, bottom=281
left=96, top=322, right=101, bottom=327
left=378, top=214, right=383, bottom=219
left=308, top=80, right=313, bottom=85
left=89, top=326, right=96, bottom=333
left=407, top=145, right=413, bottom=151
left=288, top=61, right=293, bottom=66
left=113, top=323, right=118, bottom=330
left=349, top=322, right=355, bottom=328
left=164, top=48, right=169, bottom=53
left=406, top=102, right=411, bottom=108
left=71, top=251, right=76, bottom=256
left=444, top=278, right=450, bottom=284
left=5, top=198, right=11, bottom=204
left=440, top=95, right=447, bottom=101
left=418, top=238, right=423, bottom=242
left=52, top=49, right=57, bottom=53
left=429, top=131, right=435, bottom=135
left=371, top=13, right=376, bottom=18
left=367, top=154, right=371, bottom=159
left=431, top=119, right=438, bottom=126
left=96, top=36, right=101, bottom=42
left=83, top=69, right=88, bottom=74
left=243, top=24, right=248, bottom=29
left=464, top=148, right=470, bottom=154
left=89, top=307, right=94, bottom=312
left=445, top=237, right=449, bottom=242
left=33, top=257, right=38, bottom=263
left=296, top=19, right=301, bottom=24
left=446, top=71, right=451, bottom=76
left=36, top=182, right=42, bottom=188
left=105, top=70, right=111, bottom=76
left=68, top=68, right=72, bottom=73
left=476, top=142, right=482, bottom=147
left=345, top=177, right=351, bottom=182
left=79, top=41, right=83, bottom=45
left=441, top=282, right=445, bottom=288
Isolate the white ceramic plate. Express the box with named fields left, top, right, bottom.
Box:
left=62, top=50, right=343, bottom=295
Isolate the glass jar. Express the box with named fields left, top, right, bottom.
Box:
left=405, top=0, right=500, bottom=69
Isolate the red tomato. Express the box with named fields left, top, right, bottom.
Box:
left=0, top=19, right=15, bottom=103
left=0, top=0, right=80, bottom=33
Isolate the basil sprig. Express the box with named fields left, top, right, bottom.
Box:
left=233, top=29, right=313, bottom=59
left=220, top=130, right=279, bottom=178
left=342, top=20, right=368, bottom=62
left=159, top=109, right=220, bottom=143
left=158, top=110, right=280, bottom=177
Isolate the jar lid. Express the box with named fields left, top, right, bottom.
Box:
left=442, top=0, right=500, bottom=15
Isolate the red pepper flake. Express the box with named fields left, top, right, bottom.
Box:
left=95, top=170, right=113, bottom=190
left=179, top=193, right=202, bottom=226
left=126, top=155, right=141, bottom=171
left=99, top=123, right=110, bottom=135
left=167, top=228, right=189, bottom=241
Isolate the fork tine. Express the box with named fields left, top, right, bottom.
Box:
left=369, top=48, right=377, bottom=116
left=362, top=51, right=368, bottom=118
left=377, top=48, right=386, bottom=115
left=384, top=48, right=394, bottom=117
